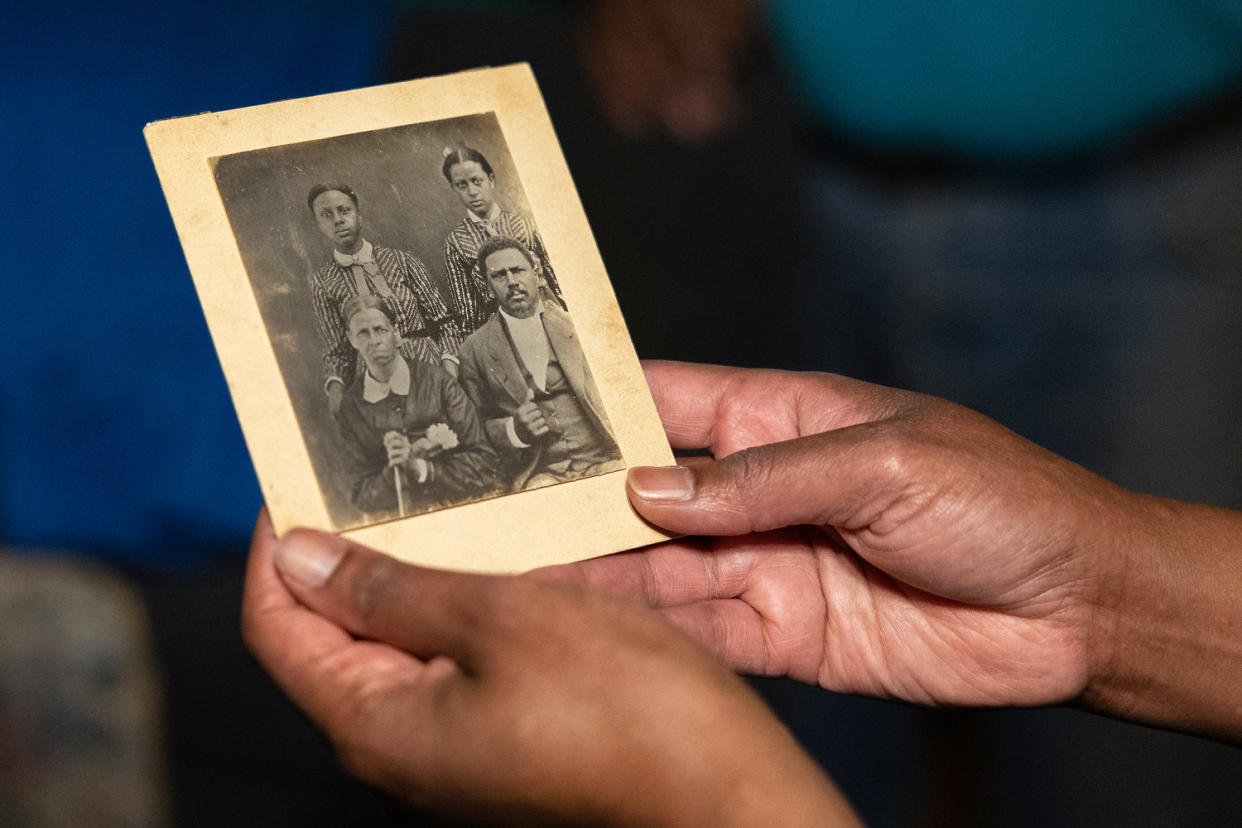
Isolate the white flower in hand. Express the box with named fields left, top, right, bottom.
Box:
left=426, top=422, right=459, bottom=451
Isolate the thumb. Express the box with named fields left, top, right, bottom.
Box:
left=272, top=528, right=498, bottom=666
left=626, top=424, right=908, bottom=536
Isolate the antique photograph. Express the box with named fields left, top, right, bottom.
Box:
left=212, top=113, right=622, bottom=530
left=146, top=66, right=673, bottom=571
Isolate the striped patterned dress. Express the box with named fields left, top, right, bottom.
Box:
left=310, top=244, right=463, bottom=390
left=442, top=209, right=564, bottom=334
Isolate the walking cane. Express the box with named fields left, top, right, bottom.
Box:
left=394, top=462, right=406, bottom=517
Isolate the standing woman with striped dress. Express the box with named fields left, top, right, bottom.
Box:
left=440, top=145, right=565, bottom=334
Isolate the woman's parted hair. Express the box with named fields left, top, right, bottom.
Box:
left=340, top=292, right=394, bottom=331
left=441, top=145, right=494, bottom=183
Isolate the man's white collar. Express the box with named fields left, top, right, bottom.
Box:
left=363, top=354, right=410, bottom=402
left=334, top=238, right=374, bottom=267
left=499, top=303, right=544, bottom=327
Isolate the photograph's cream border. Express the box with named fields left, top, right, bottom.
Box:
left=145, top=64, right=675, bottom=573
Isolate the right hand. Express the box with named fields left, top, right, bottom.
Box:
left=513, top=400, right=550, bottom=442
left=383, top=431, right=411, bottom=467
left=536, top=361, right=1133, bottom=710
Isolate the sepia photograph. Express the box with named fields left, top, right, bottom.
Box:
left=146, top=65, right=672, bottom=571
left=212, top=113, right=622, bottom=530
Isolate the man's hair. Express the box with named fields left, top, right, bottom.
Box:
left=340, top=293, right=394, bottom=330
left=476, top=235, right=535, bottom=276
left=307, top=183, right=359, bottom=213
left=441, top=145, right=494, bottom=183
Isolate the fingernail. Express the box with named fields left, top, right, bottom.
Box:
left=275, top=531, right=347, bottom=588
left=627, top=465, right=694, bottom=503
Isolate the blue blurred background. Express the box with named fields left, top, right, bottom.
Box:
left=2, top=1, right=393, bottom=564
left=4, top=1, right=1242, bottom=826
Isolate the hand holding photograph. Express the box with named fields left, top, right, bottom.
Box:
left=145, top=64, right=674, bottom=573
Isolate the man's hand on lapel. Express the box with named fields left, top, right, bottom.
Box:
left=513, top=399, right=550, bottom=442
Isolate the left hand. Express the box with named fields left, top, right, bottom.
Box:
left=242, top=510, right=858, bottom=826
left=384, top=432, right=439, bottom=467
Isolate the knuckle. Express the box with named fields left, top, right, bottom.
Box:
left=701, top=444, right=781, bottom=531
left=478, top=577, right=541, bottom=636
left=477, top=578, right=580, bottom=659
left=865, top=424, right=929, bottom=484
left=326, top=660, right=414, bottom=785
left=345, top=552, right=400, bottom=625
left=717, top=443, right=776, bottom=500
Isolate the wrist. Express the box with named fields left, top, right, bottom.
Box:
left=653, top=724, right=858, bottom=828
left=603, top=686, right=859, bottom=827
left=402, top=456, right=429, bottom=483
left=1082, top=492, right=1242, bottom=742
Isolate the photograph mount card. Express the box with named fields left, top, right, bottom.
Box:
left=145, top=64, right=674, bottom=573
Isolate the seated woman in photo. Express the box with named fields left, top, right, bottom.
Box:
left=334, top=294, right=498, bottom=520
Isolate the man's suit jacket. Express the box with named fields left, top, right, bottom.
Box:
left=458, top=305, right=616, bottom=489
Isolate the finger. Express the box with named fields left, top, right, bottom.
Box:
left=640, top=360, right=903, bottom=454
left=642, top=360, right=813, bottom=452
left=661, top=599, right=771, bottom=676
left=243, top=510, right=353, bottom=667
left=540, top=547, right=804, bottom=679
left=531, top=538, right=727, bottom=607
left=530, top=528, right=814, bottom=607
left=626, top=423, right=910, bottom=536
left=521, top=412, right=549, bottom=435
left=242, top=511, right=403, bottom=721
left=272, top=529, right=502, bottom=668
left=246, top=513, right=465, bottom=776
left=640, top=360, right=731, bottom=450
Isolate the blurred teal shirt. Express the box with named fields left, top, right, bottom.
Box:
left=766, top=0, right=1242, bottom=160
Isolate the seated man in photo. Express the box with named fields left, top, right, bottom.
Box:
left=458, top=236, right=623, bottom=491
left=335, top=294, right=498, bottom=520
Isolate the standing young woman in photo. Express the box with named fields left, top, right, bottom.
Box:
left=440, top=145, right=564, bottom=333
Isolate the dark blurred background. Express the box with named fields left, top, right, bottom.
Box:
left=4, top=1, right=1242, bottom=826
